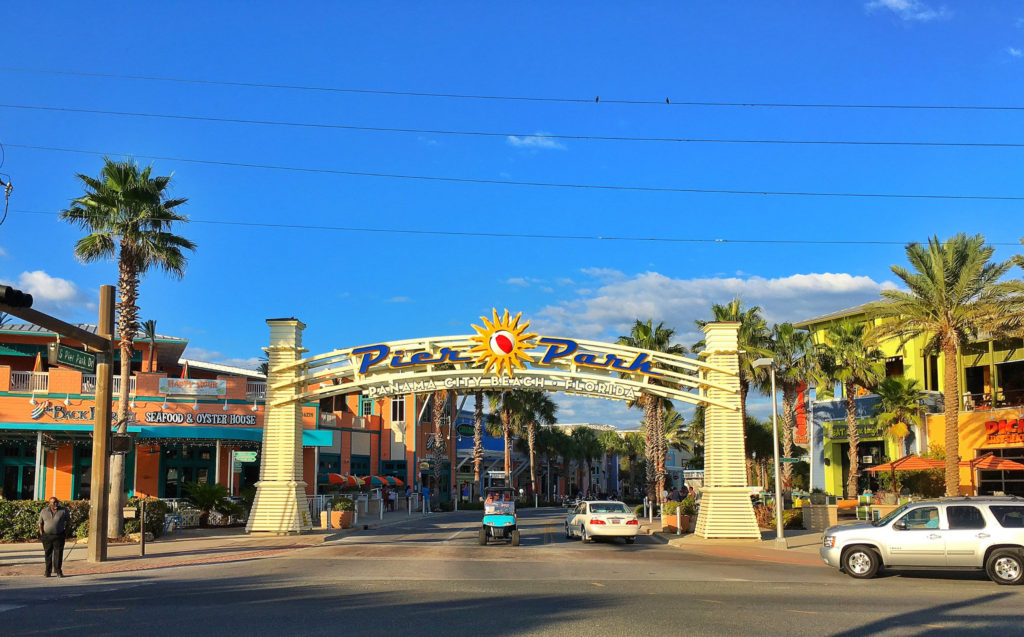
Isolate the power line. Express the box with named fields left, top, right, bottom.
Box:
left=19, top=209, right=1022, bottom=246
left=8, top=143, right=1024, bottom=202
left=2, top=103, right=1020, bottom=149
left=1, top=66, right=1021, bottom=112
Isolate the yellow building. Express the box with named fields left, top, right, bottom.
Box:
left=795, top=303, right=1024, bottom=496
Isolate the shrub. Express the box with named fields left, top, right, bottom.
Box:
left=123, top=497, right=169, bottom=539
left=183, top=481, right=236, bottom=514
left=754, top=504, right=775, bottom=528
left=329, top=496, right=355, bottom=512
left=0, top=499, right=90, bottom=541
left=661, top=500, right=680, bottom=516
left=783, top=509, right=803, bottom=530
left=634, top=504, right=644, bottom=517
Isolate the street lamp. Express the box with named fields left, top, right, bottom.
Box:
left=752, top=357, right=785, bottom=544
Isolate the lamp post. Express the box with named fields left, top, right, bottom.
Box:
left=753, top=357, right=785, bottom=544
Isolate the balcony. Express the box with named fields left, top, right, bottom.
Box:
left=246, top=380, right=266, bottom=399
left=10, top=371, right=48, bottom=393
left=963, top=389, right=1024, bottom=412
left=80, top=375, right=136, bottom=395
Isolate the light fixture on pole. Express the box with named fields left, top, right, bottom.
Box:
left=161, top=398, right=168, bottom=409
left=192, top=399, right=198, bottom=411
left=64, top=394, right=71, bottom=406
left=223, top=400, right=230, bottom=411
left=29, top=393, right=37, bottom=406
left=251, top=399, right=258, bottom=412
left=752, top=357, right=785, bottom=545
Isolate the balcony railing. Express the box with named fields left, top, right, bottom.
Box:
left=246, top=380, right=266, bottom=399
left=10, top=371, right=48, bottom=393
left=963, top=389, right=1024, bottom=412
left=80, top=375, right=136, bottom=395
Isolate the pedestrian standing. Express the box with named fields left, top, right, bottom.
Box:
left=38, top=497, right=70, bottom=578
left=388, top=487, right=397, bottom=512
left=421, top=483, right=431, bottom=512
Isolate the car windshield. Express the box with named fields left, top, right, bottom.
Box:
left=589, top=503, right=629, bottom=514
left=873, top=503, right=911, bottom=527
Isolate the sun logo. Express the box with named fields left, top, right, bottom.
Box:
left=468, top=309, right=538, bottom=376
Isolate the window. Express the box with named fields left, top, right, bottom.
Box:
left=391, top=396, right=405, bottom=423
left=946, top=506, right=986, bottom=530
left=359, top=396, right=373, bottom=417
left=899, top=506, right=939, bottom=530
left=885, top=356, right=904, bottom=378
left=990, top=506, right=1024, bottom=528
left=590, top=503, right=630, bottom=514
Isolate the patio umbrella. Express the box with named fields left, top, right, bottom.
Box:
left=327, top=474, right=363, bottom=487
left=959, top=453, right=1024, bottom=495
left=361, top=476, right=389, bottom=487
left=866, top=454, right=945, bottom=495
left=388, top=476, right=404, bottom=487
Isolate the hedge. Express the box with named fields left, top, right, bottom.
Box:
left=0, top=498, right=166, bottom=542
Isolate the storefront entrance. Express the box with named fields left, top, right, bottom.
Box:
left=978, top=447, right=1024, bottom=496
left=1, top=443, right=36, bottom=500
left=159, top=444, right=215, bottom=498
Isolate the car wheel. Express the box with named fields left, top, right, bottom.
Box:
left=625, top=537, right=636, bottom=545
left=511, top=530, right=520, bottom=547
left=986, top=549, right=1023, bottom=585
left=564, top=523, right=571, bottom=539
left=842, top=546, right=880, bottom=579
left=581, top=526, right=591, bottom=544
left=478, top=528, right=488, bottom=546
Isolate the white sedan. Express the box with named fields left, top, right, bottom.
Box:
left=564, top=500, right=640, bottom=544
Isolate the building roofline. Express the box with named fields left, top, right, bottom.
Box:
left=792, top=301, right=878, bottom=329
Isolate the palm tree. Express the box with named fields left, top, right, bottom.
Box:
left=765, top=323, right=817, bottom=491
left=694, top=299, right=772, bottom=428
left=620, top=432, right=646, bottom=496
left=485, top=390, right=530, bottom=483
left=873, top=376, right=925, bottom=492
left=0, top=312, right=11, bottom=328
left=61, top=157, right=196, bottom=537
left=140, top=319, right=158, bottom=372
left=817, top=320, right=885, bottom=498
left=744, top=416, right=776, bottom=488
left=662, top=407, right=692, bottom=454
left=617, top=319, right=686, bottom=503
left=870, top=234, right=1024, bottom=496
left=472, top=389, right=484, bottom=498
left=598, top=429, right=625, bottom=495
left=546, top=426, right=575, bottom=497
left=521, top=391, right=557, bottom=495
left=570, top=426, right=603, bottom=496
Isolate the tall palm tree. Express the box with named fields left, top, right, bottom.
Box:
left=765, top=323, right=817, bottom=491
left=570, top=426, right=603, bottom=495
left=598, top=429, right=625, bottom=495
left=662, top=407, right=692, bottom=454
left=694, top=299, right=772, bottom=428
left=485, top=390, right=530, bottom=482
left=744, top=416, right=775, bottom=488
left=472, top=389, right=484, bottom=497
left=817, top=320, right=885, bottom=498
left=620, top=431, right=646, bottom=496
left=617, top=319, right=686, bottom=503
left=140, top=319, right=158, bottom=372
left=521, top=391, right=557, bottom=494
left=546, top=427, right=575, bottom=496
left=873, top=376, right=925, bottom=481
left=870, top=234, right=1024, bottom=496
left=61, top=158, right=196, bottom=537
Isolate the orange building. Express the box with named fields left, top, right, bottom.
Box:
left=924, top=407, right=1024, bottom=496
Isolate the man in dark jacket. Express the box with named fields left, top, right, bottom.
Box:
left=38, top=497, right=70, bottom=578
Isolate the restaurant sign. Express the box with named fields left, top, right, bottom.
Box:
left=825, top=419, right=883, bottom=441
left=159, top=378, right=227, bottom=397
left=985, top=418, right=1024, bottom=445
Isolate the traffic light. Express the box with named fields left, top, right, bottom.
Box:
left=0, top=285, right=32, bottom=308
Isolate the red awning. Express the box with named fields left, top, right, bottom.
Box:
left=959, top=453, right=1024, bottom=471
left=865, top=454, right=945, bottom=473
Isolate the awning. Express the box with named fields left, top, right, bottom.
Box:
left=0, top=423, right=334, bottom=447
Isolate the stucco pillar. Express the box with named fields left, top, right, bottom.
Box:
left=246, top=318, right=312, bottom=534
left=695, top=322, right=761, bottom=539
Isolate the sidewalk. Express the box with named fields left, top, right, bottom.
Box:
left=0, top=505, right=422, bottom=579
left=639, top=518, right=825, bottom=566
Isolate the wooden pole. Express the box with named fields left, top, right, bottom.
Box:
left=87, top=285, right=114, bottom=562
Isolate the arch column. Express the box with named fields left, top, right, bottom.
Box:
left=695, top=322, right=760, bottom=539
left=246, top=318, right=312, bottom=534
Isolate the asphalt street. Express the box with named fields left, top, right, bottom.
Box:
left=1, top=508, right=1022, bottom=636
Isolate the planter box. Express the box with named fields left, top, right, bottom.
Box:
left=320, top=510, right=354, bottom=530
left=661, top=513, right=691, bottom=533
left=802, top=504, right=838, bottom=531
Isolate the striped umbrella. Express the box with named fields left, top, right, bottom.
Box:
left=327, top=474, right=363, bottom=487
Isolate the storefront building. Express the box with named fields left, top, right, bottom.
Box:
left=925, top=408, right=1024, bottom=496
left=0, top=322, right=330, bottom=501
left=796, top=303, right=1024, bottom=496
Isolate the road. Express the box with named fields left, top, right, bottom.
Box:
left=1, top=508, right=1022, bottom=636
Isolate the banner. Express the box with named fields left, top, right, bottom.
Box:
left=159, top=378, right=227, bottom=396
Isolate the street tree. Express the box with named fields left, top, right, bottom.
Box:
left=765, top=323, right=817, bottom=491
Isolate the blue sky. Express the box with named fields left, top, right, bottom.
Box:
left=1, top=2, right=1022, bottom=427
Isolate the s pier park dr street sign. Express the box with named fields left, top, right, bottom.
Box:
left=53, top=344, right=96, bottom=372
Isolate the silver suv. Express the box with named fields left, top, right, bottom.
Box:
left=821, top=496, right=1024, bottom=585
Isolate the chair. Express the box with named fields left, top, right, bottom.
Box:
left=856, top=505, right=872, bottom=520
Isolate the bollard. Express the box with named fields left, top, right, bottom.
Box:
left=408, top=495, right=411, bottom=516
left=354, top=508, right=359, bottom=527
left=326, top=503, right=333, bottom=530
left=676, top=506, right=681, bottom=536
left=535, top=494, right=538, bottom=508
left=139, top=500, right=146, bottom=557
left=379, top=498, right=383, bottom=521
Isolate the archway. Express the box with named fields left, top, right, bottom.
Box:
left=246, top=310, right=759, bottom=539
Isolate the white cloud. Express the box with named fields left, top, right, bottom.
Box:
left=556, top=278, right=575, bottom=286
left=1008, top=47, right=1023, bottom=58
left=531, top=269, right=896, bottom=344
left=1, top=270, right=93, bottom=314
left=866, top=0, right=950, bottom=21
left=506, top=277, right=530, bottom=287
left=387, top=296, right=412, bottom=303
left=0, top=246, right=7, bottom=257
left=507, top=132, right=566, bottom=150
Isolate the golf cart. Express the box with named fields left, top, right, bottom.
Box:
left=479, top=486, right=519, bottom=546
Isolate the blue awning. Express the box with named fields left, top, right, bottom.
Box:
left=0, top=423, right=334, bottom=447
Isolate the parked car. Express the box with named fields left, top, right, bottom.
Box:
left=821, top=496, right=1024, bottom=585
left=565, top=500, right=640, bottom=544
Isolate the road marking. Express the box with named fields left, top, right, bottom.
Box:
left=0, top=604, right=24, bottom=614
left=75, top=607, right=125, bottom=612
left=698, top=599, right=723, bottom=604
left=591, top=582, right=604, bottom=587
left=923, top=625, right=944, bottom=629
left=789, top=610, right=818, bottom=615
left=444, top=527, right=468, bottom=542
